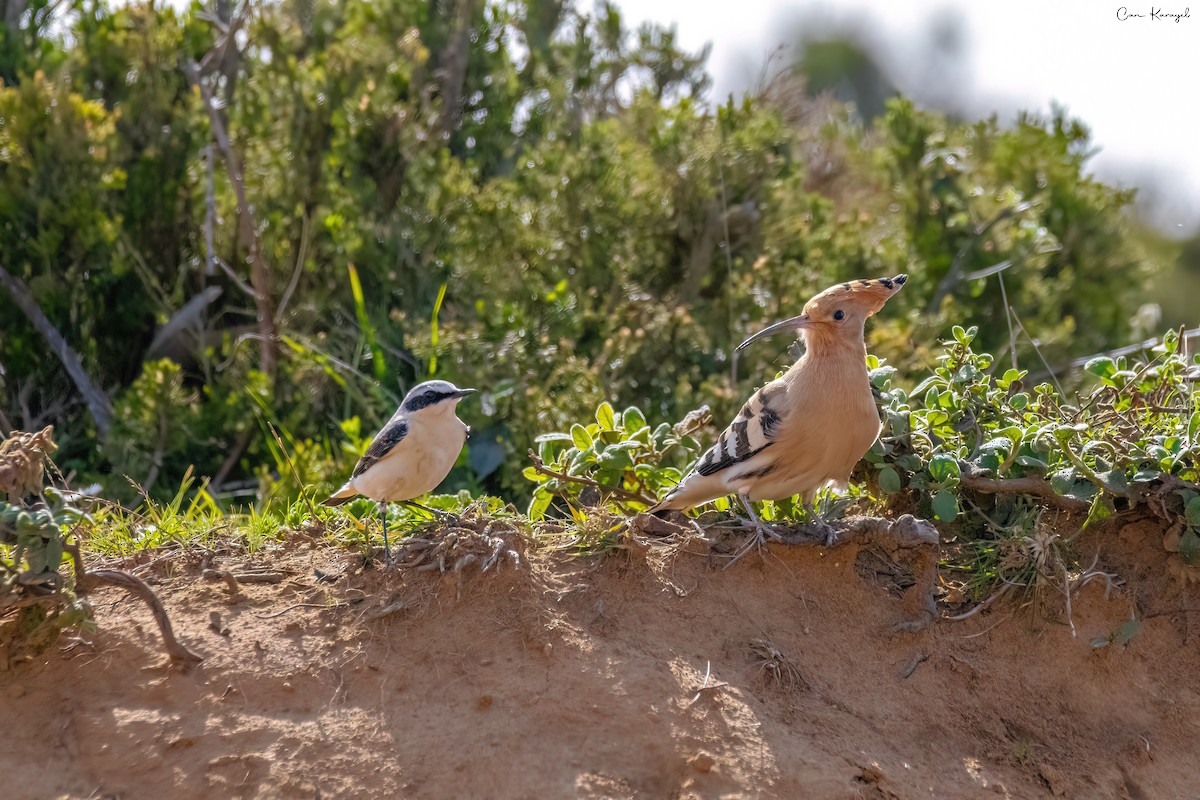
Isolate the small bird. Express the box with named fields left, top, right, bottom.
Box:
left=326, top=379, right=475, bottom=560
left=648, top=275, right=906, bottom=552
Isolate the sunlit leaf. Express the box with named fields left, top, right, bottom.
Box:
left=570, top=424, right=593, bottom=451
left=596, top=402, right=616, bottom=431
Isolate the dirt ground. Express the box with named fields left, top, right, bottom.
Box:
left=3, top=515, right=1199, bottom=800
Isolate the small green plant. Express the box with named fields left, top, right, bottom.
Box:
left=1, top=427, right=94, bottom=663
left=0, top=490, right=95, bottom=662
left=868, top=325, right=1200, bottom=609
left=870, top=325, right=1200, bottom=512
left=523, top=402, right=709, bottom=520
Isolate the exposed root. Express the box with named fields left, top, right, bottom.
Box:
left=770, top=514, right=940, bottom=632
left=382, top=515, right=527, bottom=599
left=202, top=568, right=241, bottom=594
left=747, top=638, right=808, bottom=691
left=899, top=650, right=929, bottom=679
left=80, top=569, right=203, bottom=668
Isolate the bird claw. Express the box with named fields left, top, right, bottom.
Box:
left=733, top=515, right=781, bottom=540
left=811, top=520, right=838, bottom=547
left=723, top=522, right=775, bottom=570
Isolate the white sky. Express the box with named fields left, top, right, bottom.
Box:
left=618, top=0, right=1200, bottom=234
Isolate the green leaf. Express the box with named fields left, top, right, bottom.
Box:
left=1099, top=469, right=1129, bottom=494
left=528, top=490, right=552, bottom=521
left=929, top=455, right=960, bottom=484
left=1084, top=357, right=1116, bottom=379
left=952, top=364, right=978, bottom=384
left=622, top=406, right=646, bottom=432
left=597, top=448, right=633, bottom=471
left=952, top=325, right=966, bottom=344
left=534, top=432, right=574, bottom=444
left=595, top=468, right=624, bottom=488
left=633, top=464, right=660, bottom=482
left=1180, top=530, right=1200, bottom=567
left=931, top=490, right=958, bottom=522
left=878, top=466, right=902, bottom=494
left=596, top=402, right=616, bottom=431
left=522, top=466, right=548, bottom=483
left=1083, top=495, right=1113, bottom=529
left=1050, top=469, right=1077, bottom=496
left=1186, top=496, right=1200, bottom=528
left=428, top=281, right=448, bottom=377
left=44, top=534, right=63, bottom=572
left=570, top=424, right=593, bottom=450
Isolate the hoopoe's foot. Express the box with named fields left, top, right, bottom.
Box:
left=812, top=519, right=838, bottom=547
left=723, top=510, right=779, bottom=570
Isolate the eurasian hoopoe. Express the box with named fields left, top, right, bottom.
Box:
left=649, top=275, right=906, bottom=548
left=326, top=380, right=475, bottom=560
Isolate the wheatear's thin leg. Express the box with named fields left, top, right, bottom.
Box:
left=380, top=501, right=392, bottom=563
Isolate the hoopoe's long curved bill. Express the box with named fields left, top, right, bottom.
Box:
left=736, top=314, right=810, bottom=351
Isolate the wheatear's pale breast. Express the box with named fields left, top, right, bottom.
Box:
left=349, top=414, right=466, bottom=503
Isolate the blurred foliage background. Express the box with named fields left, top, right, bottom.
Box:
left=0, top=0, right=1195, bottom=507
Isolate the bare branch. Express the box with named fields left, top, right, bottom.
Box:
left=212, top=255, right=257, bottom=299
left=186, top=9, right=279, bottom=380
left=926, top=202, right=1033, bottom=314
left=0, top=262, right=112, bottom=435
left=146, top=287, right=224, bottom=359
left=527, top=449, right=656, bottom=505
left=676, top=201, right=759, bottom=305
left=275, top=213, right=311, bottom=322
left=959, top=473, right=1089, bottom=511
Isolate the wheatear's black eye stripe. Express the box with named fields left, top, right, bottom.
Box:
left=351, top=418, right=409, bottom=478
left=403, top=390, right=445, bottom=412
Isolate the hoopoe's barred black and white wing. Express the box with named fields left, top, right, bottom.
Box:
left=649, top=382, right=788, bottom=512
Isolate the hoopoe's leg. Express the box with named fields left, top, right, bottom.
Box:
left=723, top=493, right=777, bottom=570
left=739, top=494, right=779, bottom=540
left=804, top=494, right=838, bottom=547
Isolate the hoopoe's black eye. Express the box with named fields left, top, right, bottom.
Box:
left=833, top=309, right=845, bottom=321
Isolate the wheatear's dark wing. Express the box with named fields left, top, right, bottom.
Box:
left=351, top=418, right=409, bottom=479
